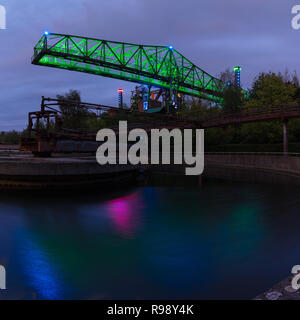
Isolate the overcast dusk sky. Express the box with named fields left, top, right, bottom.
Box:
left=0, top=0, right=299, bottom=130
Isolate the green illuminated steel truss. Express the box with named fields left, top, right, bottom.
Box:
left=32, top=33, right=228, bottom=102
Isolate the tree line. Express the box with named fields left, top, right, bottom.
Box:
left=179, top=69, right=300, bottom=151
left=2, top=70, right=300, bottom=151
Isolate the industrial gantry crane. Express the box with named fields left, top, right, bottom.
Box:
left=21, top=32, right=248, bottom=155
left=32, top=32, right=234, bottom=112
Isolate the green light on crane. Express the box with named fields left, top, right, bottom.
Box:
left=234, top=66, right=242, bottom=72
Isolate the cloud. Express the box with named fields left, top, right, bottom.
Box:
left=0, top=0, right=298, bottom=130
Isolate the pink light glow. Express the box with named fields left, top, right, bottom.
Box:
left=107, top=193, right=142, bottom=238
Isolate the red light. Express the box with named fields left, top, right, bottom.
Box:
left=118, top=89, right=124, bottom=93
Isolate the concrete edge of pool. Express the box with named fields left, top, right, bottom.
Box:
left=0, top=155, right=140, bottom=189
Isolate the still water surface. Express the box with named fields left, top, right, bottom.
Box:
left=0, top=179, right=300, bottom=299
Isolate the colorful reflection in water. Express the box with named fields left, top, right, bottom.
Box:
left=18, top=234, right=64, bottom=300
left=0, top=181, right=300, bottom=299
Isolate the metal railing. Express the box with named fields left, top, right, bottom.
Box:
left=199, top=105, right=300, bottom=123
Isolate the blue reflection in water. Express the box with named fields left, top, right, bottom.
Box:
left=19, top=234, right=63, bottom=300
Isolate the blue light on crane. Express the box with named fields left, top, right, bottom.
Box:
left=234, top=66, right=242, bottom=87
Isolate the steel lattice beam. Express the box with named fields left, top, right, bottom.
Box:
left=32, top=33, right=229, bottom=102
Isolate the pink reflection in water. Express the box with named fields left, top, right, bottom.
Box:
left=107, top=193, right=143, bottom=238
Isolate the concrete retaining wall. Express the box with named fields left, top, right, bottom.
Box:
left=204, top=154, right=300, bottom=185
left=0, top=156, right=139, bottom=176
left=0, top=156, right=139, bottom=189
left=205, top=154, right=300, bottom=175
